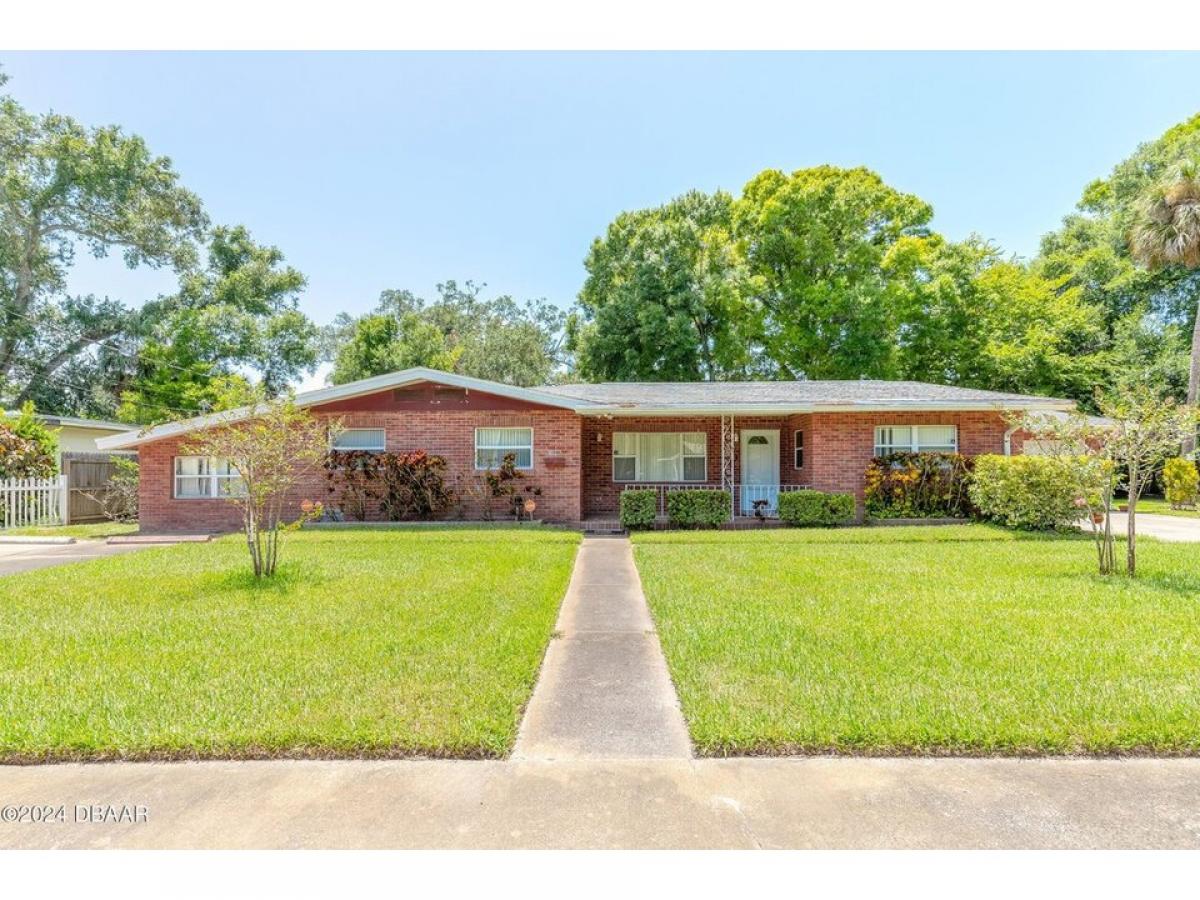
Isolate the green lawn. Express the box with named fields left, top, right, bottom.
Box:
left=3, top=521, right=139, bottom=539
left=0, top=527, right=579, bottom=761
left=633, top=525, right=1200, bottom=755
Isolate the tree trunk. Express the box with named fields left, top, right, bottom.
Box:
left=1126, top=461, right=1138, bottom=578
left=1187, top=298, right=1200, bottom=456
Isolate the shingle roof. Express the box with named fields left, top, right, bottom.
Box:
left=537, top=380, right=1072, bottom=410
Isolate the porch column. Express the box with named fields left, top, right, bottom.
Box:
left=720, top=414, right=735, bottom=520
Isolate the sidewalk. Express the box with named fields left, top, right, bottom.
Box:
left=513, top=535, right=691, bottom=760
left=4, top=757, right=1199, bottom=848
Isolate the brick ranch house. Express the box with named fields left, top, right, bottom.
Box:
left=97, top=367, right=1075, bottom=532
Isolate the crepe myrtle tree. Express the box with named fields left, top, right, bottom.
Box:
left=1008, top=410, right=1119, bottom=575
left=184, top=389, right=339, bottom=578
left=1013, top=385, right=1198, bottom=577
left=1101, top=387, right=1200, bottom=576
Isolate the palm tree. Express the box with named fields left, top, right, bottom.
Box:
left=1130, top=157, right=1200, bottom=454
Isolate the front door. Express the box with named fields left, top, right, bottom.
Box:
left=740, top=429, right=780, bottom=515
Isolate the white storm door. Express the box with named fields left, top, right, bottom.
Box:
left=740, top=430, right=780, bottom=514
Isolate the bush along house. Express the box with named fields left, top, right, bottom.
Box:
left=96, top=367, right=1077, bottom=531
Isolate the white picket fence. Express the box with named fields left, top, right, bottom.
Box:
left=0, top=475, right=69, bottom=529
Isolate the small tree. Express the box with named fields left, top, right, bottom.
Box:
left=1014, top=386, right=1199, bottom=577
left=100, top=457, right=139, bottom=523
left=1008, top=410, right=1119, bottom=575
left=184, top=392, right=337, bottom=577
left=1099, top=387, right=1200, bottom=576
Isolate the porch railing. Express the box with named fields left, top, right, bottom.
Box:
left=621, top=482, right=811, bottom=519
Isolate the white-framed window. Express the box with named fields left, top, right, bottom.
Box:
left=174, top=456, right=246, bottom=499
left=612, top=432, right=707, bottom=482
left=475, top=427, right=533, bottom=469
left=793, top=430, right=804, bottom=469
left=332, top=427, right=387, bottom=452
left=874, top=425, right=958, bottom=456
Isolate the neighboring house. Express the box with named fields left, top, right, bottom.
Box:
left=3, top=412, right=137, bottom=468
left=96, top=367, right=1075, bottom=532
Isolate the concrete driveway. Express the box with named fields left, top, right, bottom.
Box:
left=1107, top=512, right=1200, bottom=542
left=0, top=540, right=148, bottom=577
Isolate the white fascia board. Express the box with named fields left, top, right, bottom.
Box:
left=96, top=368, right=591, bottom=450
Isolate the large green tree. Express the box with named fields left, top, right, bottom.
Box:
left=328, top=281, right=566, bottom=386
left=571, top=190, right=754, bottom=381
left=887, top=235, right=1107, bottom=400
left=0, top=83, right=208, bottom=406
left=732, top=165, right=934, bottom=380
left=117, top=226, right=318, bottom=422
left=1035, top=114, right=1200, bottom=396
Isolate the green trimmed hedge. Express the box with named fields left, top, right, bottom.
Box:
left=968, top=454, right=1083, bottom=531
left=619, top=489, right=657, bottom=530
left=777, top=490, right=856, bottom=527
left=666, top=489, right=730, bottom=529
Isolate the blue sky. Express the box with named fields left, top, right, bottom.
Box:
left=5, top=51, right=1200, bottom=337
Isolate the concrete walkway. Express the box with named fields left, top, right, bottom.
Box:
left=4, top=757, right=1200, bottom=848
left=513, top=536, right=691, bottom=760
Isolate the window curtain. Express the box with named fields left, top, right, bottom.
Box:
left=640, top=432, right=682, bottom=481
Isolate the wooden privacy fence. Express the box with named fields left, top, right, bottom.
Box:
left=64, top=457, right=122, bottom=524
left=0, top=475, right=69, bottom=528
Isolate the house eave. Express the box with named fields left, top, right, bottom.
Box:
left=95, top=367, right=594, bottom=450
left=576, top=400, right=1075, bottom=417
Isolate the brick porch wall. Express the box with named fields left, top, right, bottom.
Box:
left=808, top=410, right=1009, bottom=511
left=579, top=410, right=1008, bottom=518
left=137, top=408, right=583, bottom=532
left=580, top=415, right=812, bottom=518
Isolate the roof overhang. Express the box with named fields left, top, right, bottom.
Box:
left=96, top=367, right=594, bottom=450
left=577, top=399, right=1075, bottom=417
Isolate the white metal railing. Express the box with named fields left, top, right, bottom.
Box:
left=0, top=475, right=69, bottom=529
left=621, top=482, right=811, bottom=520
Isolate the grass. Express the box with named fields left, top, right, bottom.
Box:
left=2, top=521, right=139, bottom=539
left=0, top=526, right=579, bottom=761
left=633, top=525, right=1200, bottom=756
left=1126, top=496, right=1200, bottom=519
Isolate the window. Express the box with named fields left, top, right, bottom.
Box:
left=174, top=456, right=246, bottom=498
left=793, top=430, right=804, bottom=469
left=475, top=427, right=533, bottom=469
left=332, top=428, right=386, bottom=452
left=612, top=432, right=706, bottom=482
left=874, top=425, right=958, bottom=456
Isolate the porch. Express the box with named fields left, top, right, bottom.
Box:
left=580, top=413, right=812, bottom=521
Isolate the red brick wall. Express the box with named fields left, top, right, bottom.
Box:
left=578, top=410, right=1007, bottom=518
left=580, top=416, right=809, bottom=517
left=808, top=410, right=1009, bottom=512
left=138, top=408, right=583, bottom=532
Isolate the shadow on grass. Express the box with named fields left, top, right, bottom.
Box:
left=636, top=528, right=1096, bottom=547
left=209, top=561, right=323, bottom=595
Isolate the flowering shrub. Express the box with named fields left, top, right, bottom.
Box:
left=864, top=452, right=973, bottom=519
left=1163, top=457, right=1199, bottom=509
